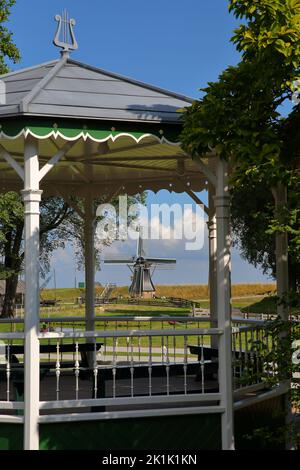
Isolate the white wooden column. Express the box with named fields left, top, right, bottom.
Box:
left=214, top=158, right=234, bottom=450
left=208, top=182, right=218, bottom=348
left=84, top=194, right=95, bottom=333
left=21, top=135, right=42, bottom=450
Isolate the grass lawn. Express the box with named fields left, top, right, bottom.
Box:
left=2, top=288, right=298, bottom=342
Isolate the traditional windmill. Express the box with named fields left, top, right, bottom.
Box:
left=104, top=231, right=176, bottom=298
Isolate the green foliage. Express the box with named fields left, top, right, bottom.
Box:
left=229, top=0, right=300, bottom=72
left=231, top=173, right=300, bottom=287
left=181, top=0, right=300, bottom=169
left=0, top=192, right=24, bottom=280
left=0, top=191, right=23, bottom=236
left=231, top=177, right=276, bottom=274
left=259, top=319, right=300, bottom=423
left=180, top=0, right=300, bottom=287
left=0, top=0, right=20, bottom=74
left=0, top=193, right=75, bottom=278
left=65, top=193, right=146, bottom=271
left=0, top=1, right=21, bottom=301
left=237, top=318, right=300, bottom=447
left=181, top=7, right=300, bottom=445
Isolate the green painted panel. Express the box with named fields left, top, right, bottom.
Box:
left=0, top=395, right=286, bottom=450
left=0, top=424, right=23, bottom=450
left=39, top=414, right=221, bottom=451
left=235, top=395, right=286, bottom=450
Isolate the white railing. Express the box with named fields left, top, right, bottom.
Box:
left=0, top=322, right=225, bottom=425
left=0, top=315, right=283, bottom=423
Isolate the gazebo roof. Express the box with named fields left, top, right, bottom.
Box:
left=0, top=55, right=210, bottom=198
left=0, top=57, right=193, bottom=124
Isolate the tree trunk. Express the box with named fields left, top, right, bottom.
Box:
left=272, top=183, right=289, bottom=320
left=1, top=274, right=19, bottom=317
left=289, top=266, right=298, bottom=292
left=1, top=222, right=24, bottom=318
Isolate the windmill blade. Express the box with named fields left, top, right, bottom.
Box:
left=155, top=264, right=177, bottom=270
left=104, top=259, right=135, bottom=265
left=146, top=258, right=176, bottom=264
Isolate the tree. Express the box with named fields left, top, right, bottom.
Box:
left=61, top=193, right=146, bottom=272
left=180, top=0, right=300, bottom=291
left=179, top=1, right=300, bottom=445
left=0, top=1, right=22, bottom=315
left=0, top=192, right=146, bottom=316
left=230, top=175, right=300, bottom=290
left=0, top=193, right=24, bottom=315
left=0, top=0, right=20, bottom=73
left=0, top=194, right=75, bottom=317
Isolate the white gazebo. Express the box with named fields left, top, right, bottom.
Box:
left=0, top=14, right=288, bottom=451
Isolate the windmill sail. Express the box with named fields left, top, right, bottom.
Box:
left=137, top=229, right=145, bottom=258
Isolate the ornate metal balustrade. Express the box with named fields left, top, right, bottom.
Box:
left=0, top=315, right=283, bottom=426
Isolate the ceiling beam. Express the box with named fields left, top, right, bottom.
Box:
left=78, top=154, right=188, bottom=163
left=192, top=157, right=217, bottom=187
left=86, top=160, right=179, bottom=173
left=0, top=143, right=24, bottom=180
left=85, top=140, right=159, bottom=158
left=39, top=140, right=79, bottom=182
left=69, top=164, right=91, bottom=183
left=176, top=177, right=209, bottom=215
left=38, top=176, right=205, bottom=192
left=185, top=189, right=209, bottom=215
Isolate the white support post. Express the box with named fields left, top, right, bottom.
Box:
left=208, top=182, right=218, bottom=349
left=84, top=194, right=95, bottom=335
left=21, top=135, right=42, bottom=450
left=215, top=158, right=234, bottom=450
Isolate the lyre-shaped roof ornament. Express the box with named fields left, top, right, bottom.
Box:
left=53, top=10, right=78, bottom=57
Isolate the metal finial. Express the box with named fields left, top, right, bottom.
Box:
left=53, top=10, right=78, bottom=57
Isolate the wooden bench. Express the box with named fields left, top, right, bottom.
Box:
left=0, top=342, right=103, bottom=399
left=188, top=345, right=263, bottom=380
left=6, top=342, right=102, bottom=365
left=93, top=362, right=218, bottom=412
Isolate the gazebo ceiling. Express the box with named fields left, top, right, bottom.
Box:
left=0, top=55, right=210, bottom=197
left=0, top=132, right=208, bottom=197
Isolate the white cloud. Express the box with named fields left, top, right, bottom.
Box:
left=47, top=191, right=271, bottom=287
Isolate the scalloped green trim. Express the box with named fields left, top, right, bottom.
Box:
left=0, top=118, right=181, bottom=144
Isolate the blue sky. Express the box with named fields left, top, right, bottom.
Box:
left=9, top=0, right=240, bottom=94
left=8, top=1, right=273, bottom=287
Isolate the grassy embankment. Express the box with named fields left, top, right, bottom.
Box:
left=42, top=283, right=276, bottom=302
left=39, top=283, right=280, bottom=316
left=2, top=283, right=295, bottom=349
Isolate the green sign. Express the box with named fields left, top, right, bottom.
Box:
left=78, top=282, right=85, bottom=288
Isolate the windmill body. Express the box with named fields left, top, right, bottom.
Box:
left=104, top=233, right=176, bottom=298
